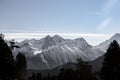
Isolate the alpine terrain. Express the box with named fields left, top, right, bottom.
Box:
left=11, top=35, right=103, bottom=70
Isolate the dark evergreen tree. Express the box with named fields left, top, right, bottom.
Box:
left=57, top=68, right=65, bottom=80
left=75, top=59, right=96, bottom=80
left=0, top=36, right=15, bottom=80
left=100, top=40, right=120, bottom=80
left=31, top=73, right=36, bottom=80
left=36, top=73, right=42, bottom=80
left=16, top=52, right=27, bottom=80
left=58, top=68, right=74, bottom=80
left=50, top=75, right=57, bottom=80
left=43, top=76, right=47, bottom=80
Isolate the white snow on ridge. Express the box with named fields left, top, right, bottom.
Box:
left=11, top=35, right=104, bottom=70
left=34, top=50, right=42, bottom=55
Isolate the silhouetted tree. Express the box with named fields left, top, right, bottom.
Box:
left=58, top=68, right=74, bottom=80
left=0, top=36, right=15, bottom=80
left=16, top=52, right=27, bottom=80
left=75, top=59, right=96, bottom=80
left=30, top=73, right=36, bottom=80
left=50, top=75, right=57, bottom=80
left=100, top=40, right=120, bottom=80
left=36, top=73, right=42, bottom=80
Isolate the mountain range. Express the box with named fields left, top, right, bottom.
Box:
left=10, top=33, right=120, bottom=70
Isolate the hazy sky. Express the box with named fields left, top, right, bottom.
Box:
left=0, top=0, right=120, bottom=45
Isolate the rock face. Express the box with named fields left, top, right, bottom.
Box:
left=96, top=33, right=120, bottom=52
left=11, top=35, right=103, bottom=70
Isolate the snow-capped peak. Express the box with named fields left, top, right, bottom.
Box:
left=10, top=35, right=104, bottom=70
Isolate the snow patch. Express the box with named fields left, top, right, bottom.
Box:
left=34, top=50, right=42, bottom=55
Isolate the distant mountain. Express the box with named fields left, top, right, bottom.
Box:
left=96, top=33, right=120, bottom=52
left=8, top=33, right=120, bottom=72
left=20, top=35, right=65, bottom=50
left=11, top=35, right=103, bottom=70
left=91, top=33, right=120, bottom=72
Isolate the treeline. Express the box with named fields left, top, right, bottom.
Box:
left=29, top=59, right=97, bottom=80
left=0, top=36, right=27, bottom=80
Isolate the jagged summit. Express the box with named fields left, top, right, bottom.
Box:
left=52, top=35, right=65, bottom=43
left=11, top=35, right=103, bottom=69
left=75, top=37, right=87, bottom=43
left=53, top=35, right=64, bottom=40
left=41, top=35, right=56, bottom=50
left=53, top=35, right=62, bottom=38
left=45, top=35, right=51, bottom=39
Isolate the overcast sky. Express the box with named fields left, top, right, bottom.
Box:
left=0, top=0, right=120, bottom=45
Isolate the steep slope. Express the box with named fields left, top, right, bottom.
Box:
left=11, top=35, right=103, bottom=70
left=90, top=55, right=104, bottom=72
left=17, top=42, right=36, bottom=56
left=26, top=37, right=103, bottom=70
left=96, top=33, right=120, bottom=52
